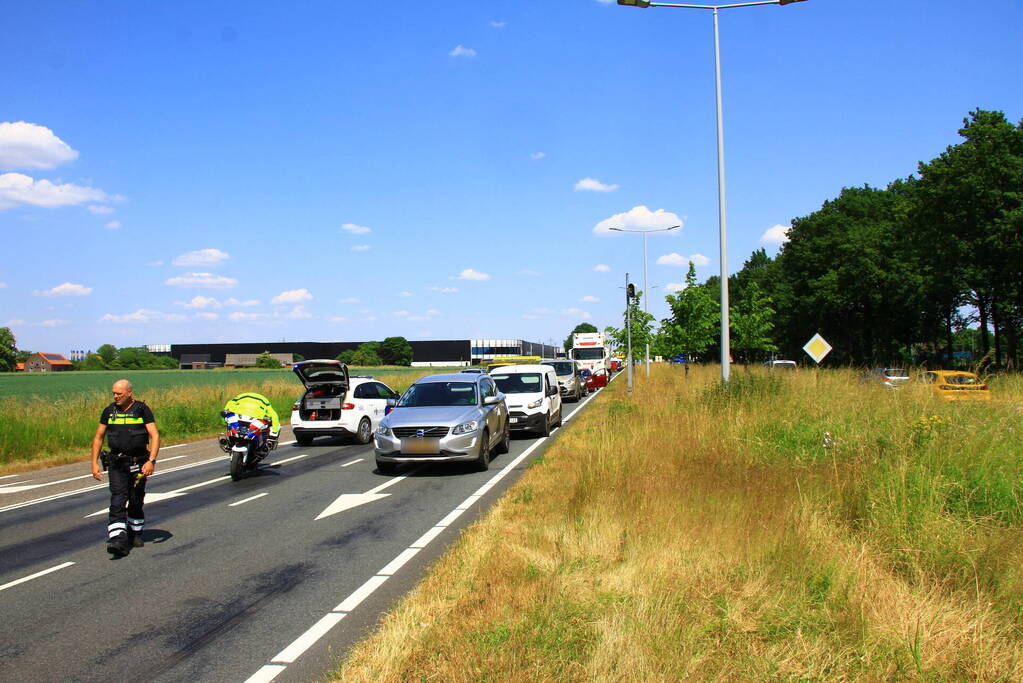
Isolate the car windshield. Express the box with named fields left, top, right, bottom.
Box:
left=490, top=373, right=542, bottom=394
left=572, top=348, right=604, bottom=360
left=398, top=381, right=478, bottom=407
left=542, top=361, right=574, bottom=376
left=945, top=374, right=981, bottom=385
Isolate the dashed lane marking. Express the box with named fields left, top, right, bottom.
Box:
left=0, top=561, right=75, bottom=593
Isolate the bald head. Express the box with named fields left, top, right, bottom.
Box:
left=112, top=380, right=134, bottom=408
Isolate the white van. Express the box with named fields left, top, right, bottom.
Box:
left=488, top=364, right=562, bottom=437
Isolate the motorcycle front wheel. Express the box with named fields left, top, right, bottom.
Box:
left=230, top=448, right=246, bottom=481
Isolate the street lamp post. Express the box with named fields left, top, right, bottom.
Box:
left=617, top=0, right=808, bottom=382
left=610, top=224, right=679, bottom=377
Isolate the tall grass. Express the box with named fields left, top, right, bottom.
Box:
left=0, top=368, right=435, bottom=472
left=332, top=365, right=1023, bottom=681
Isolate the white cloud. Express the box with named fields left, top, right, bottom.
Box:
left=760, top=224, right=791, bottom=246
left=196, top=312, right=219, bottom=320
left=340, top=297, right=360, bottom=303
left=399, top=291, right=412, bottom=297
left=40, top=318, right=66, bottom=327
left=172, top=248, right=230, bottom=267
left=392, top=310, right=410, bottom=317
left=593, top=264, right=610, bottom=272
left=425, top=308, right=439, bottom=316
left=100, top=309, right=187, bottom=323
left=0, top=172, right=114, bottom=210
left=225, top=297, right=260, bottom=307
left=657, top=252, right=708, bottom=267
left=430, top=286, right=459, bottom=293
left=0, top=282, right=7, bottom=288
left=522, top=313, right=541, bottom=320
left=271, top=288, right=313, bottom=305
left=561, top=308, right=592, bottom=320
left=454, top=268, right=489, bottom=281
left=489, top=20, right=507, bottom=28
left=146, top=260, right=164, bottom=267
left=665, top=282, right=687, bottom=293
left=228, top=311, right=267, bottom=321
left=278, top=305, right=312, bottom=319
left=351, top=244, right=371, bottom=252
left=0, top=122, right=79, bottom=170
left=176, top=295, right=220, bottom=309
left=104, top=220, right=121, bottom=230
left=449, top=45, right=477, bottom=58
left=35, top=282, right=92, bottom=297
left=362, top=315, right=377, bottom=322
left=330, top=315, right=349, bottom=323
left=574, top=177, right=619, bottom=193
left=593, top=205, right=682, bottom=235
left=581, top=295, right=600, bottom=303
left=165, top=272, right=238, bottom=289
left=340, top=222, right=372, bottom=235
left=530, top=307, right=553, bottom=315
left=88, top=205, right=115, bottom=215
left=530, top=152, right=546, bottom=160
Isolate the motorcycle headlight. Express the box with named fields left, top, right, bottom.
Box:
left=452, top=420, right=479, bottom=435
left=376, top=425, right=392, bottom=437
left=526, top=399, right=543, bottom=409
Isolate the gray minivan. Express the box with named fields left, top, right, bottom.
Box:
left=541, top=359, right=585, bottom=402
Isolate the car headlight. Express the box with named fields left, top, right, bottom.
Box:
left=376, top=425, right=392, bottom=437
left=452, top=420, right=479, bottom=435
left=526, top=399, right=543, bottom=409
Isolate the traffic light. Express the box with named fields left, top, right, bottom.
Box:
left=626, top=283, right=636, bottom=301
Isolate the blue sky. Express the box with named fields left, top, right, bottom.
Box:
left=2, top=0, right=1021, bottom=354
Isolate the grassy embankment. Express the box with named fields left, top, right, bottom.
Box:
left=0, top=367, right=440, bottom=473
left=333, top=365, right=1023, bottom=681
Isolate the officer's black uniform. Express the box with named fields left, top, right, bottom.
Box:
left=99, top=400, right=155, bottom=552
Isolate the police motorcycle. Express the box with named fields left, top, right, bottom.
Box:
left=218, top=410, right=276, bottom=480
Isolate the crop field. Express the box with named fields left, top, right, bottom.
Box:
left=0, top=366, right=454, bottom=471
left=333, top=366, right=1023, bottom=681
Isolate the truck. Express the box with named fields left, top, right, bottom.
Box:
left=570, top=332, right=611, bottom=377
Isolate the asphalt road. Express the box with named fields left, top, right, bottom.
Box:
left=0, top=386, right=607, bottom=683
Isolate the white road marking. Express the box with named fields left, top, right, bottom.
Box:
left=245, top=664, right=287, bottom=683
left=314, top=467, right=420, bottom=521
left=0, top=474, right=21, bottom=481
left=341, top=458, right=363, bottom=467
left=229, top=492, right=269, bottom=507
left=270, top=612, right=347, bottom=665
left=0, top=561, right=75, bottom=593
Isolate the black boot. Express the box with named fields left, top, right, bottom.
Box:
left=107, top=532, right=130, bottom=557
left=129, top=531, right=144, bottom=548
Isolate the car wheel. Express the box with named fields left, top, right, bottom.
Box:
left=574, top=386, right=582, bottom=402
left=538, top=412, right=551, bottom=438
left=295, top=433, right=313, bottom=446
left=355, top=417, right=373, bottom=445
left=376, top=459, right=398, bottom=475
left=473, top=430, right=490, bottom=471
left=496, top=420, right=510, bottom=454
left=554, top=408, right=562, bottom=429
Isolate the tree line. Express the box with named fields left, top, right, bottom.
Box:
left=604, top=109, right=1022, bottom=368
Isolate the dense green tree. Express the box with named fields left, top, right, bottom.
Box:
left=730, top=281, right=777, bottom=363
left=350, top=342, right=382, bottom=366
left=0, top=327, right=17, bottom=372
left=255, top=351, right=282, bottom=369
left=604, top=291, right=655, bottom=359
left=15, top=349, right=32, bottom=363
left=564, top=323, right=598, bottom=351
left=96, top=344, right=118, bottom=366
left=378, top=336, right=413, bottom=366
left=292, top=353, right=305, bottom=362
left=75, top=353, right=108, bottom=371
left=335, top=350, right=356, bottom=364
left=661, top=264, right=718, bottom=362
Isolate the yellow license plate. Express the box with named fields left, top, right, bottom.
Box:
left=401, top=438, right=440, bottom=454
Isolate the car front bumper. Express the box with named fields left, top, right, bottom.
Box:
left=374, top=430, right=481, bottom=462
left=507, top=410, right=544, bottom=432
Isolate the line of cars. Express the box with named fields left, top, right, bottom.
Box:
left=288, top=358, right=609, bottom=476
left=861, top=367, right=991, bottom=401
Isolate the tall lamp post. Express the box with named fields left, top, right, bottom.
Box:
left=617, top=0, right=808, bottom=382
left=609, top=224, right=679, bottom=377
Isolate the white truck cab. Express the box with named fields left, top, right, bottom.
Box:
left=487, top=364, right=563, bottom=437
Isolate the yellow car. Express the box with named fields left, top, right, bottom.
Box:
left=918, top=370, right=991, bottom=401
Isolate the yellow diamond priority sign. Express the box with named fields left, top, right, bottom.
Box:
left=803, top=333, right=832, bottom=364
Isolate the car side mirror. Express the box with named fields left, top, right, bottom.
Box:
left=547, top=386, right=558, bottom=396
left=386, top=398, right=397, bottom=408
left=483, top=395, right=500, bottom=405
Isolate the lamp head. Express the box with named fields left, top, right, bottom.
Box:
left=617, top=0, right=651, bottom=6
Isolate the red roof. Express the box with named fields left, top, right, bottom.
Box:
left=34, top=352, right=73, bottom=366
left=15, top=362, right=25, bottom=371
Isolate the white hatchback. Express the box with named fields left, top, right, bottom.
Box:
left=290, top=359, right=399, bottom=446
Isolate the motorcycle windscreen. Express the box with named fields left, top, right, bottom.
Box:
left=292, top=359, right=350, bottom=389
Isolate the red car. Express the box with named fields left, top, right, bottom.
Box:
left=610, top=359, right=622, bottom=373
left=580, top=368, right=608, bottom=391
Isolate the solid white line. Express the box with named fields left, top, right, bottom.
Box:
left=172, top=475, right=232, bottom=494
left=334, top=575, right=388, bottom=613
left=244, top=664, right=286, bottom=683
left=378, top=548, right=421, bottom=576
left=245, top=390, right=603, bottom=680
left=229, top=492, right=268, bottom=507
left=266, top=453, right=310, bottom=466
left=270, top=612, right=346, bottom=664
left=0, top=474, right=21, bottom=481
left=341, top=458, right=363, bottom=467
left=0, top=561, right=75, bottom=592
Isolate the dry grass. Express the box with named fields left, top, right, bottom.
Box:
left=332, top=365, right=1023, bottom=681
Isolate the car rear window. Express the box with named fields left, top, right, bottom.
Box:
left=944, top=374, right=981, bottom=385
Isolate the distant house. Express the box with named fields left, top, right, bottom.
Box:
left=224, top=353, right=292, bottom=368
left=15, top=362, right=25, bottom=372
left=24, top=352, right=73, bottom=372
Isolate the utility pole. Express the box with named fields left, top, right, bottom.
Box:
left=626, top=273, right=634, bottom=394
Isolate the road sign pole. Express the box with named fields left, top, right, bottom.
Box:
left=626, top=273, right=633, bottom=394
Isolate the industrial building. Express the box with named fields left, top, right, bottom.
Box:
left=169, top=338, right=561, bottom=369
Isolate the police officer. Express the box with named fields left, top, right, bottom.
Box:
left=222, top=392, right=280, bottom=448
left=91, top=379, right=160, bottom=557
